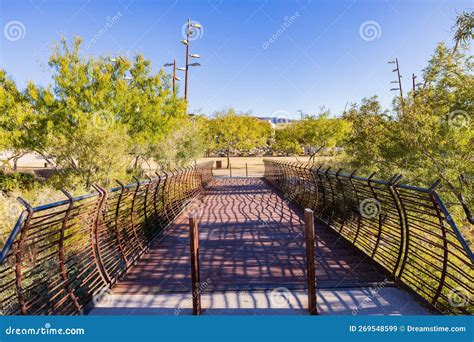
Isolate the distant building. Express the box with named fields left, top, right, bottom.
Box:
left=256, top=116, right=296, bottom=129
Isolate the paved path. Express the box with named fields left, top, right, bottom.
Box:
left=87, top=178, right=431, bottom=315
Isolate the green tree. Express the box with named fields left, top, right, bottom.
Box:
left=207, top=108, right=272, bottom=168
left=296, top=111, right=351, bottom=162
left=344, top=39, right=473, bottom=234
left=152, top=115, right=207, bottom=169
left=274, top=110, right=351, bottom=162
left=22, top=37, right=188, bottom=187
left=343, top=96, right=393, bottom=173
left=452, top=11, right=474, bottom=54
left=273, top=124, right=302, bottom=156
left=0, top=70, right=34, bottom=171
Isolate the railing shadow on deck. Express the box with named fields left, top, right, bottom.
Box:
left=262, top=160, right=473, bottom=315
left=0, top=162, right=213, bottom=315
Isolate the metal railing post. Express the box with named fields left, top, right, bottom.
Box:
left=246, top=163, right=248, bottom=178
left=304, top=208, right=317, bottom=315
left=189, top=212, right=202, bottom=315
left=59, top=190, right=82, bottom=313
left=15, top=198, right=34, bottom=315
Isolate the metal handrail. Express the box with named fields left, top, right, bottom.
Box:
left=0, top=162, right=213, bottom=315
left=263, top=159, right=473, bottom=315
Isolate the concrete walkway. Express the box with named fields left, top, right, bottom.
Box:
left=87, top=288, right=431, bottom=315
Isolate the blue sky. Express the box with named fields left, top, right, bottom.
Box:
left=0, top=0, right=472, bottom=119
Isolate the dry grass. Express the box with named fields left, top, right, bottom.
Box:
left=197, top=156, right=342, bottom=177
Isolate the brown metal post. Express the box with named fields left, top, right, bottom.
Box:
left=189, top=212, right=201, bottom=315
left=185, top=18, right=190, bottom=101
left=304, top=208, right=317, bottom=315
left=395, top=58, right=404, bottom=110
left=230, top=163, right=232, bottom=178
left=246, top=163, right=248, bottom=178
left=172, top=58, right=176, bottom=94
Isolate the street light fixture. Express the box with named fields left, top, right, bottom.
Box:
left=164, top=59, right=181, bottom=94
left=183, top=18, right=203, bottom=101
left=389, top=57, right=404, bottom=111
left=109, top=56, right=126, bottom=63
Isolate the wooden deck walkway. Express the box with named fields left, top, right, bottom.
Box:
left=111, top=178, right=388, bottom=295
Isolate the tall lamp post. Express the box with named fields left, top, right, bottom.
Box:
left=181, top=18, right=203, bottom=101
left=389, top=58, right=404, bottom=112
left=164, top=59, right=184, bottom=94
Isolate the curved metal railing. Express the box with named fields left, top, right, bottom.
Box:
left=263, top=160, right=473, bottom=315
left=0, top=162, right=213, bottom=315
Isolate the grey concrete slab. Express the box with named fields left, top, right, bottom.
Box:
left=86, top=287, right=432, bottom=316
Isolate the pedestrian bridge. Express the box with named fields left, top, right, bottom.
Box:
left=0, top=161, right=472, bottom=315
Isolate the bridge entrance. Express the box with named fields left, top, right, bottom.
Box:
left=86, top=178, right=429, bottom=315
